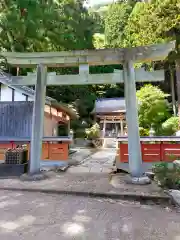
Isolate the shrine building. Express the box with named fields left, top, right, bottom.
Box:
left=91, top=98, right=126, bottom=138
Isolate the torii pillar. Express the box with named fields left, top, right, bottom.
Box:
left=124, top=60, right=143, bottom=177
left=29, top=64, right=47, bottom=174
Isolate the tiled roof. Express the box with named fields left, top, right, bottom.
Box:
left=92, top=97, right=126, bottom=113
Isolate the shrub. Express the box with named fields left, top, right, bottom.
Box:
left=136, top=85, right=170, bottom=133
left=139, top=127, right=149, bottom=136
left=161, top=116, right=179, bottom=136
left=85, top=123, right=101, bottom=140
left=152, top=162, right=180, bottom=189
left=74, top=129, right=86, bottom=138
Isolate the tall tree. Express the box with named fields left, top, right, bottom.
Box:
left=0, top=0, right=94, bottom=52
left=104, top=1, right=136, bottom=47
left=0, top=0, right=97, bottom=130
left=123, top=0, right=180, bottom=119
left=153, top=0, right=180, bottom=121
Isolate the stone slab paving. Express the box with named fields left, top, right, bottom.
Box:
left=68, top=148, right=96, bottom=166
left=0, top=190, right=179, bottom=240
left=103, top=138, right=117, bottom=148
left=68, top=149, right=116, bottom=174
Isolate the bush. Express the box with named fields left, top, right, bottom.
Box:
left=161, top=117, right=179, bottom=136
left=85, top=123, right=101, bottom=140
left=137, top=85, right=170, bottom=133
left=74, top=129, right=86, bottom=139
left=152, top=162, right=180, bottom=189
left=139, top=127, right=149, bottom=136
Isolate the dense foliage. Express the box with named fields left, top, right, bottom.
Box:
left=0, top=0, right=94, bottom=52
left=0, top=0, right=102, bottom=130
left=137, top=85, right=170, bottom=134
left=153, top=162, right=180, bottom=189
left=161, top=116, right=179, bottom=136
left=105, top=2, right=134, bottom=48
left=105, top=0, right=180, bottom=121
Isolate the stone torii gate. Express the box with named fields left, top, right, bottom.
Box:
left=0, top=41, right=175, bottom=179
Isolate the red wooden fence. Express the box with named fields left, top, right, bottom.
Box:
left=119, top=142, right=180, bottom=163
left=0, top=141, right=69, bottom=161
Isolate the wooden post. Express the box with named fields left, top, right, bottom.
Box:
left=102, top=119, right=106, bottom=137
left=115, top=123, right=118, bottom=137
left=29, top=64, right=47, bottom=174
left=170, top=68, right=176, bottom=116
left=120, top=120, right=124, bottom=136
left=67, top=120, right=70, bottom=136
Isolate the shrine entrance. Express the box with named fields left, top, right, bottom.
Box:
left=91, top=98, right=126, bottom=138
left=0, top=41, right=175, bottom=178
left=100, top=118, right=125, bottom=138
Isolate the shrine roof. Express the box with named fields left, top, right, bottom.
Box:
left=92, top=98, right=126, bottom=114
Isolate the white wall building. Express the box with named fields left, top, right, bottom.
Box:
left=0, top=83, right=33, bottom=102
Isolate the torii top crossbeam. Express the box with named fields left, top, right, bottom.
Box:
left=0, top=42, right=175, bottom=67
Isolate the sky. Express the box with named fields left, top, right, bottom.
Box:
left=87, top=0, right=114, bottom=7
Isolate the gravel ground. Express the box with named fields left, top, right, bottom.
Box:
left=0, top=190, right=180, bottom=240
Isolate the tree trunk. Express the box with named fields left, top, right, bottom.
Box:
left=176, top=59, right=180, bottom=127
left=170, top=68, right=176, bottom=116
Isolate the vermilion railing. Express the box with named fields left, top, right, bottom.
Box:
left=0, top=137, right=71, bottom=161
left=117, top=137, right=180, bottom=163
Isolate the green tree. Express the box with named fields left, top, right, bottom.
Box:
left=88, top=7, right=105, bottom=34
left=136, top=85, right=170, bottom=134
left=104, top=2, right=134, bottom=48
left=153, top=0, right=180, bottom=122
left=93, top=33, right=105, bottom=49
left=123, top=1, right=180, bottom=118
left=123, top=2, right=164, bottom=47
left=161, top=116, right=179, bottom=136
left=0, top=0, right=97, bottom=133
left=0, top=0, right=94, bottom=52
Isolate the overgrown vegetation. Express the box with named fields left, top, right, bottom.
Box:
left=137, top=85, right=171, bottom=135
left=85, top=123, right=102, bottom=148
left=161, top=117, right=179, bottom=136
left=139, top=127, right=149, bottom=137
left=152, top=162, right=180, bottom=189
left=85, top=123, right=101, bottom=140
left=104, top=0, right=180, bottom=124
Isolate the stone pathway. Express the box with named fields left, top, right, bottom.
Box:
left=68, top=148, right=94, bottom=166
left=67, top=148, right=116, bottom=173
left=103, top=138, right=117, bottom=148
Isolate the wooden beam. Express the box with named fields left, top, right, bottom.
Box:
left=100, top=120, right=124, bottom=123
left=10, top=69, right=164, bottom=86
left=0, top=42, right=175, bottom=67
left=98, top=115, right=125, bottom=120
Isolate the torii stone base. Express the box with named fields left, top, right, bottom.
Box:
left=125, top=175, right=151, bottom=185
left=20, top=172, right=51, bottom=182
